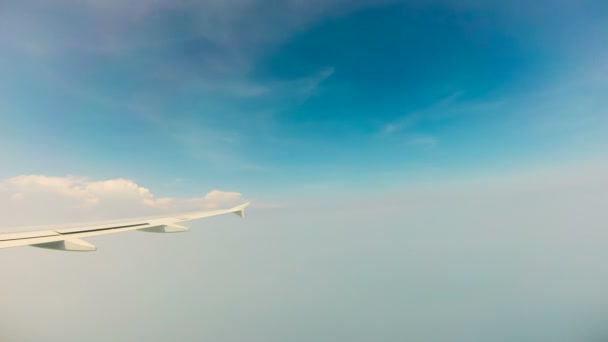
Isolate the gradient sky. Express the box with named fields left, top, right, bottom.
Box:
left=1, top=1, right=608, bottom=341
left=1, top=0, right=607, bottom=198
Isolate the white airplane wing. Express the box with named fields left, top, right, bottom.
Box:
left=0, top=202, right=249, bottom=252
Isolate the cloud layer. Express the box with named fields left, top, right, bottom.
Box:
left=2, top=161, right=608, bottom=341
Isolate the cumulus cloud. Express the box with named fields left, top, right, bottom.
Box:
left=0, top=175, right=245, bottom=227
left=198, top=190, right=244, bottom=209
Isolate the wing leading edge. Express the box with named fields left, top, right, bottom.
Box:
left=0, top=202, right=250, bottom=252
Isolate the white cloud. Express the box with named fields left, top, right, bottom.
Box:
left=0, top=175, right=245, bottom=227
left=174, top=189, right=248, bottom=211
left=201, top=190, right=245, bottom=208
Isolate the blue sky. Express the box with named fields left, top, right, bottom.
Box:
left=1, top=0, right=607, bottom=200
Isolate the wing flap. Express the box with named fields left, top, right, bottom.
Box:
left=138, top=224, right=189, bottom=233
left=32, top=238, right=97, bottom=252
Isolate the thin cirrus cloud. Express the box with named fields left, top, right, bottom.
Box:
left=403, top=134, right=439, bottom=148
left=382, top=91, right=465, bottom=136
left=0, top=0, right=345, bottom=172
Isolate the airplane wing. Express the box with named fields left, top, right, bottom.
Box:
left=0, top=202, right=249, bottom=252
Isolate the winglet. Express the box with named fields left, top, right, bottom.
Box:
left=231, top=202, right=250, bottom=218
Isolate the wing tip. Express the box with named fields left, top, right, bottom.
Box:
left=231, top=202, right=250, bottom=218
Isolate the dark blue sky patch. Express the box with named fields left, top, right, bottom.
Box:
left=258, top=3, right=548, bottom=111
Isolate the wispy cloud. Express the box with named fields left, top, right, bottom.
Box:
left=132, top=65, right=335, bottom=170
left=382, top=116, right=416, bottom=135
left=382, top=91, right=464, bottom=136
left=0, top=1, right=382, bottom=67
left=0, top=0, right=344, bottom=171
left=140, top=109, right=268, bottom=171
left=403, top=134, right=439, bottom=148
left=378, top=91, right=467, bottom=149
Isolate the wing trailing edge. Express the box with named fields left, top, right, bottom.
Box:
left=0, top=202, right=251, bottom=252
